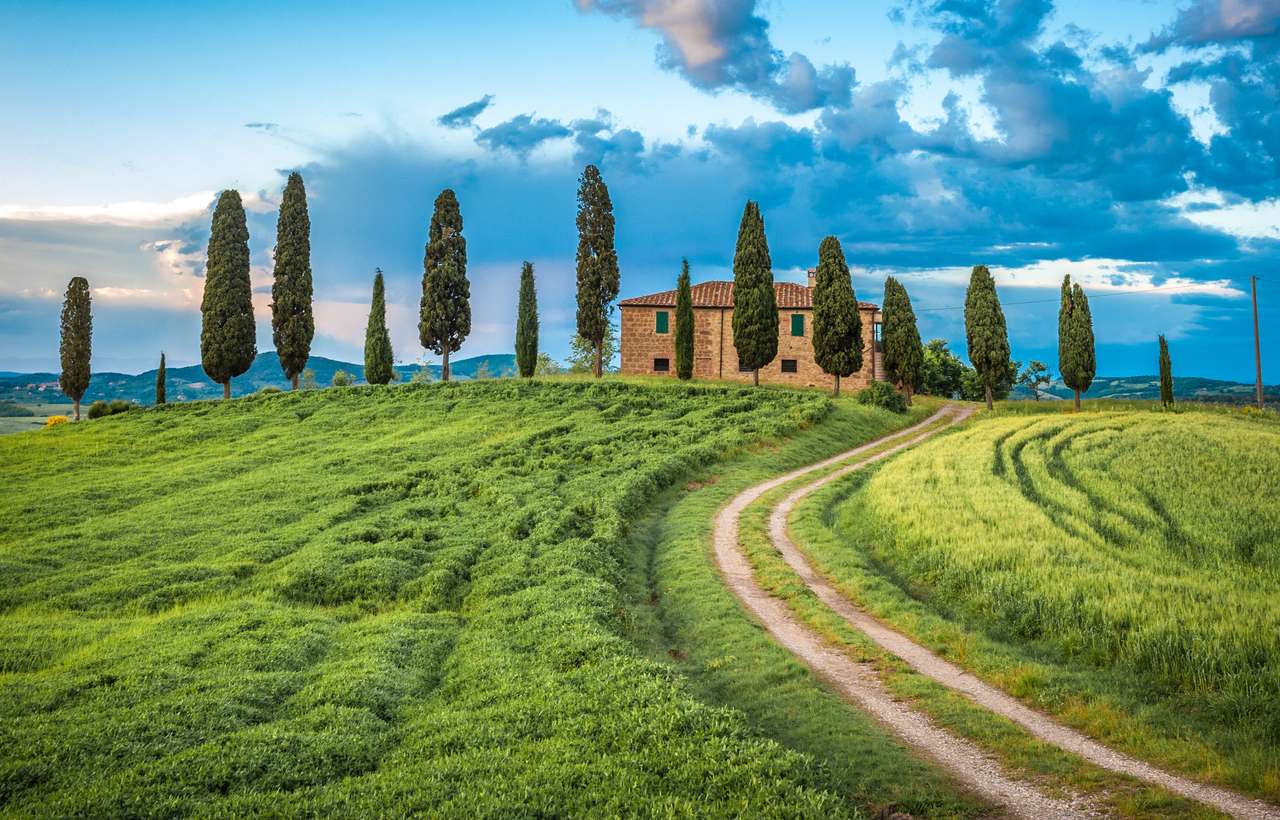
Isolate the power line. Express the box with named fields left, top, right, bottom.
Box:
left=912, top=282, right=1245, bottom=313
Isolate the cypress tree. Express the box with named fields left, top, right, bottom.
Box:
left=963, top=264, right=1011, bottom=410
left=731, top=201, right=778, bottom=386
left=59, top=276, right=92, bottom=420
left=881, top=276, right=924, bottom=403
left=156, top=352, right=166, bottom=405
left=811, top=237, right=861, bottom=397
left=271, top=172, right=314, bottom=390
left=515, top=261, right=539, bottom=378
left=1057, top=274, right=1096, bottom=411
left=419, top=189, right=470, bottom=381
left=1158, top=334, right=1174, bottom=408
left=364, top=269, right=394, bottom=385
left=675, top=259, right=694, bottom=380
left=201, top=189, right=257, bottom=399
left=575, top=164, right=620, bottom=378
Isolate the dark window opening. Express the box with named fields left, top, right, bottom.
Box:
left=738, top=360, right=754, bottom=373
left=781, top=359, right=798, bottom=374
left=653, top=357, right=670, bottom=372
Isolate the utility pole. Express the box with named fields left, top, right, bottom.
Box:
left=1252, top=275, right=1264, bottom=409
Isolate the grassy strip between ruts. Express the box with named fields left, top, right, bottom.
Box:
left=620, top=397, right=993, bottom=819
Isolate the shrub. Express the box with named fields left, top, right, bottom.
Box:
left=86, top=400, right=110, bottom=419
left=88, top=399, right=137, bottom=419
left=44, top=415, right=69, bottom=428
left=108, top=399, right=135, bottom=415
left=855, top=381, right=908, bottom=413
left=0, top=401, right=35, bottom=417
left=259, top=386, right=283, bottom=395
left=331, top=370, right=353, bottom=387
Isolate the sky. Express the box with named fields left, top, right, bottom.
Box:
left=1, top=0, right=1277, bottom=382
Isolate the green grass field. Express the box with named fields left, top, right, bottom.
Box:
left=0, top=402, right=73, bottom=436
left=0, top=379, right=877, bottom=817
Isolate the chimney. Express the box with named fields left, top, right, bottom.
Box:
left=806, top=267, right=816, bottom=289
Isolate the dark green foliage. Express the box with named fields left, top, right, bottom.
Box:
left=810, top=237, right=861, bottom=396
left=731, top=201, right=778, bottom=385
left=881, top=276, right=923, bottom=401
left=59, top=276, right=92, bottom=419
left=675, top=259, right=694, bottom=380
left=855, top=381, right=908, bottom=413
left=201, top=190, right=257, bottom=399
left=1058, top=275, right=1096, bottom=410
left=0, top=401, right=35, bottom=417
left=960, top=360, right=1018, bottom=402
left=1159, top=335, right=1174, bottom=408
left=574, top=165, right=620, bottom=378
left=963, top=265, right=1011, bottom=409
left=87, top=399, right=137, bottom=419
left=271, top=172, right=315, bottom=389
left=515, top=262, right=538, bottom=378
left=419, top=189, right=471, bottom=381
left=921, top=338, right=966, bottom=398
left=156, top=352, right=166, bottom=405
left=364, top=270, right=394, bottom=386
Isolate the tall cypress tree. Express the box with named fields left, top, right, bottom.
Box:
left=201, top=189, right=257, bottom=399
left=675, top=258, right=694, bottom=380
left=963, top=264, right=1011, bottom=410
left=59, top=276, right=92, bottom=420
left=731, top=201, right=778, bottom=386
left=881, top=276, right=924, bottom=403
left=1058, top=274, right=1096, bottom=411
left=364, top=269, right=394, bottom=385
left=1158, top=334, right=1174, bottom=408
left=515, top=261, right=539, bottom=378
left=811, top=237, right=860, bottom=397
left=155, top=352, right=166, bottom=406
left=575, top=164, right=620, bottom=378
left=271, top=172, right=314, bottom=390
left=419, top=189, right=470, bottom=381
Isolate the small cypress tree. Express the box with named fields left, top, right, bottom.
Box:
left=271, top=172, right=314, bottom=390
left=575, top=164, right=620, bottom=378
left=364, top=269, right=394, bottom=385
left=201, top=189, right=257, bottom=399
left=1158, top=334, right=1174, bottom=408
left=59, top=276, right=92, bottom=420
left=731, top=201, right=778, bottom=386
left=675, top=259, right=694, bottom=380
left=963, top=264, right=1011, bottom=410
left=1057, top=274, right=1097, bottom=411
left=155, top=352, right=166, bottom=405
left=419, top=189, right=471, bottom=381
left=881, top=276, right=924, bottom=403
left=515, top=261, right=539, bottom=378
left=811, top=237, right=861, bottom=397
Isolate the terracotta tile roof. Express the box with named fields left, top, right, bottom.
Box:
left=619, top=280, right=877, bottom=310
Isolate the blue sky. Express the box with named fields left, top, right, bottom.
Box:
left=1, top=0, right=1277, bottom=381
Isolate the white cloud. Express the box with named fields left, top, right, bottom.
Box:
left=0, top=190, right=276, bottom=228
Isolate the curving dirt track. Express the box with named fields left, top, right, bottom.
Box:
left=714, top=404, right=1280, bottom=819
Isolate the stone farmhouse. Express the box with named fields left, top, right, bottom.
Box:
left=619, top=271, right=883, bottom=389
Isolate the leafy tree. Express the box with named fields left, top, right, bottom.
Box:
left=410, top=363, right=434, bottom=384
left=155, top=352, right=166, bottom=406
left=1158, top=334, right=1174, bottom=408
left=301, top=368, right=317, bottom=390
left=963, top=264, right=1011, bottom=410
left=810, top=237, right=861, bottom=396
left=535, top=353, right=563, bottom=376
left=575, top=164, right=620, bottom=378
left=674, top=259, right=695, bottom=380
left=271, top=172, right=314, bottom=390
left=921, top=338, right=966, bottom=398
left=59, top=276, right=92, bottom=420
left=364, top=269, right=394, bottom=385
left=731, top=201, right=778, bottom=386
left=881, top=276, right=923, bottom=403
left=1017, top=360, right=1051, bottom=400
left=960, top=359, right=1018, bottom=403
left=473, top=361, right=492, bottom=380
left=1057, top=274, right=1096, bottom=411
left=201, top=190, right=257, bottom=399
left=516, top=261, right=539, bottom=378
left=331, top=369, right=353, bottom=387
left=419, top=189, right=471, bottom=381
left=568, top=324, right=617, bottom=373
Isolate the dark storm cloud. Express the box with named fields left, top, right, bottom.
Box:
left=474, top=114, right=573, bottom=158
left=437, top=95, right=495, bottom=129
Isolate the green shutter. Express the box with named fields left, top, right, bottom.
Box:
left=655, top=311, right=669, bottom=333
left=791, top=314, right=804, bottom=336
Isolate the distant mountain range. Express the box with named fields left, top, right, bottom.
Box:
left=1010, top=375, right=1277, bottom=405
left=0, top=352, right=517, bottom=406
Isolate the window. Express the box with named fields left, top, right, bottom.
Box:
left=738, top=359, right=754, bottom=373
left=655, top=311, right=669, bottom=334
left=781, top=359, right=798, bottom=374
left=653, top=357, right=670, bottom=372
left=791, top=314, right=805, bottom=337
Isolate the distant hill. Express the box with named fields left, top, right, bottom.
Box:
left=0, top=352, right=517, bottom=406
left=1011, top=375, right=1278, bottom=406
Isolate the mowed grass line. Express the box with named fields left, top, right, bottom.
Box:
left=788, top=409, right=1280, bottom=807
left=620, top=398, right=993, bottom=819
left=1, top=378, right=876, bottom=817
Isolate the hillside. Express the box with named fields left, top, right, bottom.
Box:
left=1011, top=374, right=1278, bottom=405
left=0, top=352, right=517, bottom=406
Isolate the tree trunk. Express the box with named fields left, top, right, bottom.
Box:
left=753, top=369, right=759, bottom=387
left=1073, top=389, right=1081, bottom=412
left=833, top=374, right=840, bottom=398
left=74, top=398, right=80, bottom=421
left=905, top=384, right=913, bottom=406
left=984, top=383, right=993, bottom=410
left=292, top=374, right=299, bottom=391
left=442, top=349, right=451, bottom=382
left=223, top=381, right=231, bottom=400
left=593, top=344, right=602, bottom=378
